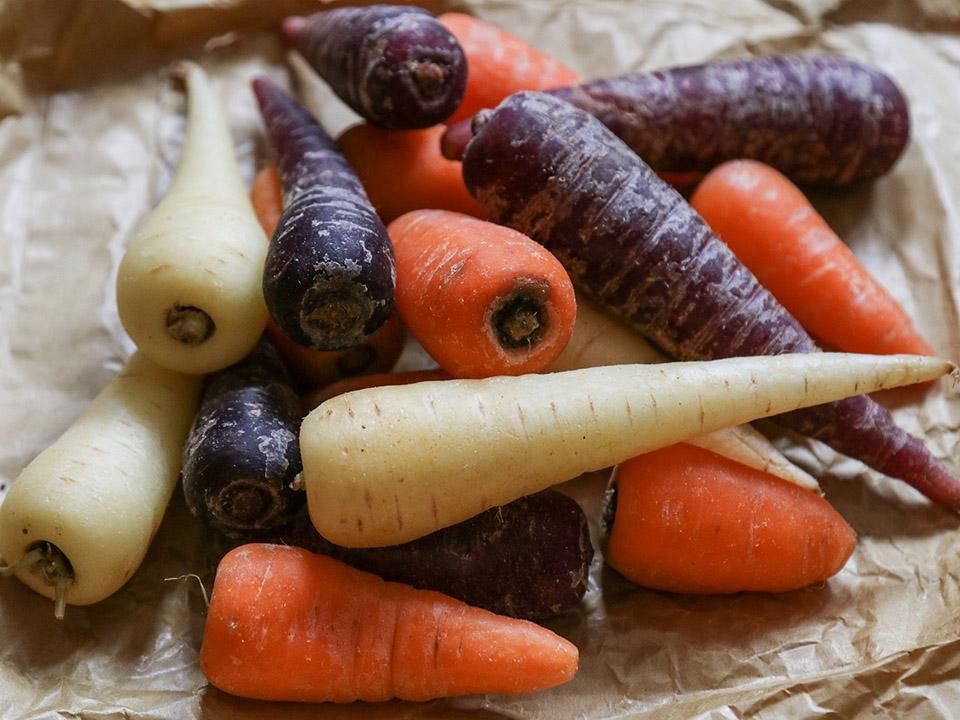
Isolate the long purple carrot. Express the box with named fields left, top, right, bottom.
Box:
left=459, top=91, right=960, bottom=511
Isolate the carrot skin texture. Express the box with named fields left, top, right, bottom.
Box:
left=438, top=12, right=582, bottom=125
left=388, top=209, right=576, bottom=378
left=284, top=7, right=467, bottom=130
left=200, top=544, right=579, bottom=702
left=337, top=124, right=484, bottom=224
left=690, top=160, right=934, bottom=356
left=181, top=340, right=303, bottom=536
left=253, top=78, right=396, bottom=351
left=272, top=490, right=593, bottom=619
left=548, top=55, right=909, bottom=186
left=461, top=91, right=960, bottom=510
left=606, top=444, right=856, bottom=593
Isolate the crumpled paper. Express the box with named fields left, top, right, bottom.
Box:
left=2, top=0, right=960, bottom=718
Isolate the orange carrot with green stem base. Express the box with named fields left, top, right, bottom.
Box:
left=690, top=160, right=934, bottom=357
left=201, top=543, right=579, bottom=702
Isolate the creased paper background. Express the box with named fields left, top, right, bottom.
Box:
left=2, top=0, right=960, bottom=718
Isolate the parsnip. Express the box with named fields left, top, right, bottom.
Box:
left=0, top=353, right=200, bottom=614
left=117, top=62, right=268, bottom=374
left=303, top=353, right=951, bottom=548
left=547, top=297, right=820, bottom=492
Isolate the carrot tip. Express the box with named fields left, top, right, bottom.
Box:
left=440, top=119, right=473, bottom=161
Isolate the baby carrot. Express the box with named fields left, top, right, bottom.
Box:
left=337, top=124, right=484, bottom=224
left=303, top=369, right=451, bottom=414
left=606, top=444, right=856, bottom=594
left=690, top=160, right=934, bottom=356
left=250, top=164, right=404, bottom=387
left=200, top=544, right=579, bottom=702
left=438, top=13, right=582, bottom=124
left=388, top=209, right=576, bottom=378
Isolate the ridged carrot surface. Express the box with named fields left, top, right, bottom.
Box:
left=200, top=544, right=579, bottom=702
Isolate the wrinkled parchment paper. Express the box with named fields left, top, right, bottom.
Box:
left=2, top=0, right=960, bottom=717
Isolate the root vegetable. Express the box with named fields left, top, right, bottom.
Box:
left=116, top=62, right=268, bottom=374
left=253, top=77, right=396, bottom=351
left=302, top=352, right=950, bottom=548
left=460, top=91, right=960, bottom=510
left=181, top=341, right=303, bottom=536
left=605, top=444, right=856, bottom=593
left=282, top=6, right=467, bottom=129
left=303, top=369, right=451, bottom=413
left=0, top=354, right=201, bottom=613
left=549, top=296, right=818, bottom=491
left=200, top=544, right=579, bottom=702
left=389, top=209, right=576, bottom=378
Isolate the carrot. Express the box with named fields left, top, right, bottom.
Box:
left=690, top=160, right=934, bottom=357
left=303, top=369, right=451, bottom=414
left=302, top=352, right=950, bottom=548
left=606, top=444, right=856, bottom=594
left=200, top=543, right=579, bottom=702
left=388, top=209, right=576, bottom=378
left=337, top=123, right=484, bottom=224
left=438, top=12, right=582, bottom=124
left=249, top=163, right=405, bottom=388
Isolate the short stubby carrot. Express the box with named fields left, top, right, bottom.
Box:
left=606, top=444, right=856, bottom=594
left=439, top=13, right=582, bottom=124
left=337, top=124, right=484, bottom=224
left=303, top=369, right=451, bottom=413
left=388, top=209, right=576, bottom=378
left=250, top=164, right=404, bottom=387
left=690, top=160, right=934, bottom=356
left=200, top=544, right=579, bottom=702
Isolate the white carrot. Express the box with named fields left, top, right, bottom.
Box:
left=548, top=297, right=819, bottom=491
left=302, top=353, right=952, bottom=548
left=0, top=354, right=200, bottom=616
left=116, top=62, right=268, bottom=375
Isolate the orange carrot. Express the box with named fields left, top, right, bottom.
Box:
left=250, top=164, right=404, bottom=386
left=690, top=160, right=934, bottom=356
left=200, top=544, right=579, bottom=702
left=337, top=124, right=484, bottom=224
left=388, top=209, right=576, bottom=378
left=303, top=369, right=451, bottom=413
left=606, top=444, right=856, bottom=594
left=439, top=13, right=582, bottom=124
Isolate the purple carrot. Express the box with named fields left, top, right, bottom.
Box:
left=283, top=6, right=467, bottom=130
left=460, top=91, right=960, bottom=511
left=443, top=55, right=909, bottom=187
left=253, top=77, right=396, bottom=351
left=182, top=339, right=303, bottom=536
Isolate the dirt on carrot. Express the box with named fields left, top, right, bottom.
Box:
left=690, top=160, right=934, bottom=356
left=606, top=443, right=856, bottom=594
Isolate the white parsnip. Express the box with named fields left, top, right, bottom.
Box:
left=0, top=354, right=200, bottom=612
left=547, top=297, right=819, bottom=491
left=303, top=353, right=951, bottom=548
left=117, top=62, right=268, bottom=375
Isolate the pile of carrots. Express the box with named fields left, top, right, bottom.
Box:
left=0, top=3, right=950, bottom=710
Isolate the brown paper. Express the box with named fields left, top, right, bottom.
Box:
left=2, top=0, right=960, bottom=718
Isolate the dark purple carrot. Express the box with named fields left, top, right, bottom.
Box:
left=283, top=6, right=467, bottom=130
left=261, top=490, right=593, bottom=620
left=444, top=55, right=909, bottom=186
left=182, top=340, right=303, bottom=536
left=460, top=91, right=960, bottom=511
left=253, top=78, right=396, bottom=351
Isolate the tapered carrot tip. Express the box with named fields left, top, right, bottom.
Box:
left=200, top=544, right=578, bottom=703
left=282, top=16, right=307, bottom=41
